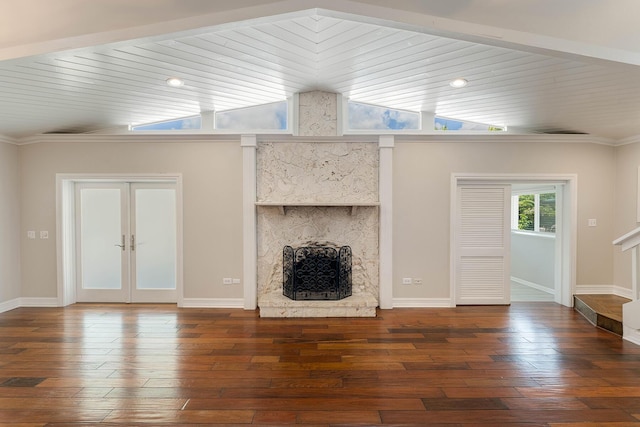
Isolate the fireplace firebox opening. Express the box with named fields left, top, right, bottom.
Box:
left=283, top=244, right=352, bottom=301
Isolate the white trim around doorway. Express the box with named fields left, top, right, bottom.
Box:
left=450, top=173, right=577, bottom=307
left=56, top=173, right=184, bottom=307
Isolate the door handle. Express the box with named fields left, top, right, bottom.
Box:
left=114, top=234, right=125, bottom=251
left=130, top=234, right=135, bottom=251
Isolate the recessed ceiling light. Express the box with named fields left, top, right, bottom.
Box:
left=166, top=77, right=184, bottom=87
left=449, top=78, right=468, bottom=88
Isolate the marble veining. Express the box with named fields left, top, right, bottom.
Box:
left=257, top=206, right=379, bottom=296
left=256, top=140, right=380, bottom=317
left=257, top=142, right=378, bottom=203
left=298, top=91, right=337, bottom=136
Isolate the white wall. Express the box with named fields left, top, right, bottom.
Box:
left=511, top=232, right=555, bottom=291
left=0, top=142, right=21, bottom=304
left=19, top=138, right=244, bottom=301
left=16, top=135, right=621, bottom=305
left=393, top=139, right=616, bottom=301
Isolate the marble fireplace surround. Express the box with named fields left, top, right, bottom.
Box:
left=255, top=140, right=385, bottom=317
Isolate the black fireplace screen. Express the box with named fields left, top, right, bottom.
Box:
left=283, top=245, right=352, bottom=300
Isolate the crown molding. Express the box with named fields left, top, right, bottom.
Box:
left=14, top=133, right=243, bottom=145
left=15, top=132, right=376, bottom=145
left=11, top=131, right=618, bottom=146
left=0, top=135, right=18, bottom=145
left=393, top=133, right=616, bottom=146
left=614, top=134, right=640, bottom=147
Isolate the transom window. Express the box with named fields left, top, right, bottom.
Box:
left=215, top=101, right=287, bottom=131
left=435, top=116, right=504, bottom=131
left=130, top=101, right=288, bottom=132
left=129, top=99, right=507, bottom=134
left=131, top=115, right=201, bottom=131
left=347, top=101, right=420, bottom=130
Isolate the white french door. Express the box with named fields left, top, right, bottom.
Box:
left=75, top=182, right=177, bottom=303
left=455, top=184, right=511, bottom=305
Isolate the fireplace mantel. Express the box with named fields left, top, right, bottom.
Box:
left=256, top=201, right=380, bottom=215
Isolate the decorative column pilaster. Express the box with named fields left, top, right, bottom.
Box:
left=379, top=135, right=394, bottom=309
left=241, top=135, right=257, bottom=309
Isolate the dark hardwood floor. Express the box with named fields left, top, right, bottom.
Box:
left=0, top=303, right=639, bottom=426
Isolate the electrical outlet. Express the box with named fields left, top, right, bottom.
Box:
left=588, top=218, right=597, bottom=227
left=27, top=231, right=36, bottom=239
left=223, top=278, right=233, bottom=285
left=402, top=278, right=412, bottom=285
left=413, top=278, right=423, bottom=285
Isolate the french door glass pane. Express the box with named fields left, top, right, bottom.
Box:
left=80, top=188, right=122, bottom=290
left=135, top=188, right=176, bottom=290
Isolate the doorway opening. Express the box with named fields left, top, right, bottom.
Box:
left=451, top=174, right=576, bottom=307
left=510, top=184, right=558, bottom=302
left=56, top=174, right=183, bottom=306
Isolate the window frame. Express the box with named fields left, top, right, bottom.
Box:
left=511, top=188, right=557, bottom=234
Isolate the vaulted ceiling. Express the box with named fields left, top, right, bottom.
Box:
left=2, top=0, right=640, bottom=142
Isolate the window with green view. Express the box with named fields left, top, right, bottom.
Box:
left=515, top=192, right=555, bottom=233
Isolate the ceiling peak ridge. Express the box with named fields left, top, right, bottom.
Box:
left=2, top=1, right=636, bottom=67
left=0, top=3, right=324, bottom=63
left=309, top=2, right=640, bottom=68
left=2, top=0, right=639, bottom=67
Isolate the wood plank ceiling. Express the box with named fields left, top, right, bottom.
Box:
left=1, top=9, right=640, bottom=141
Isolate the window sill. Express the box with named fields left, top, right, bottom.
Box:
left=511, top=230, right=556, bottom=239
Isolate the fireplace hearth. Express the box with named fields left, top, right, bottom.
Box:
left=283, top=244, right=352, bottom=301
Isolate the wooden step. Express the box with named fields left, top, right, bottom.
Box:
left=574, top=294, right=630, bottom=336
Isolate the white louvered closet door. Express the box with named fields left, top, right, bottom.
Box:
left=455, top=185, right=511, bottom=305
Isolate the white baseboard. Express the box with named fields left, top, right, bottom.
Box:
left=575, top=285, right=633, bottom=299
left=1, top=297, right=244, bottom=311
left=0, top=297, right=58, bottom=314
left=614, top=286, right=634, bottom=299
left=623, top=326, right=640, bottom=346
left=20, top=297, right=59, bottom=307
left=511, top=277, right=554, bottom=294
left=0, top=298, right=21, bottom=313
left=393, top=298, right=453, bottom=308
left=181, top=298, right=244, bottom=308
